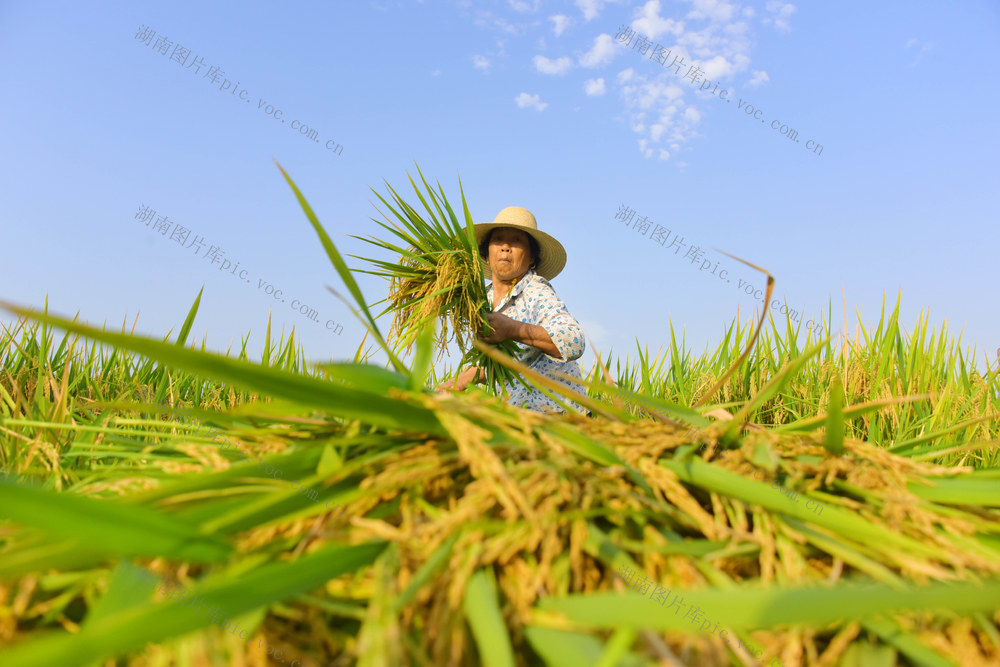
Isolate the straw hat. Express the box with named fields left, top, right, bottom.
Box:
left=474, top=206, right=567, bottom=281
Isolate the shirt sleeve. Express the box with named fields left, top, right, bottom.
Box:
left=522, top=277, right=585, bottom=363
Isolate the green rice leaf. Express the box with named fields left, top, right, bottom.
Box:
left=274, top=160, right=407, bottom=374
left=463, top=569, right=516, bottom=667
left=524, top=627, right=645, bottom=667
left=0, top=541, right=387, bottom=667
left=538, top=579, right=1000, bottom=631
left=0, top=475, right=231, bottom=563
left=824, top=374, right=846, bottom=455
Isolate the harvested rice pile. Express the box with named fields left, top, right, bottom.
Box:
left=220, top=390, right=1000, bottom=666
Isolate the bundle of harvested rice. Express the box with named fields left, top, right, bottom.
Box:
left=350, top=166, right=522, bottom=394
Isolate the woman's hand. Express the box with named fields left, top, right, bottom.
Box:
left=480, top=312, right=518, bottom=344
left=435, top=366, right=483, bottom=392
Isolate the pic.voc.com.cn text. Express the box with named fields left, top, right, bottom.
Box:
left=133, top=203, right=344, bottom=337
left=615, top=24, right=823, bottom=158
left=133, top=24, right=344, bottom=157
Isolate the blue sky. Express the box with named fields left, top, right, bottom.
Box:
left=2, top=0, right=998, bottom=376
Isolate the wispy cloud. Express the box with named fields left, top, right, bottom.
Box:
left=685, top=0, right=738, bottom=23
left=576, top=0, right=623, bottom=22
left=460, top=0, right=773, bottom=163
left=508, top=0, right=540, bottom=12
left=634, top=0, right=685, bottom=40
left=470, top=8, right=520, bottom=34
left=579, top=33, right=617, bottom=67
left=515, top=92, right=548, bottom=111
left=534, top=54, right=573, bottom=75
left=584, top=77, right=607, bottom=95
left=472, top=54, right=491, bottom=71
left=763, top=1, right=796, bottom=32
left=746, top=69, right=769, bottom=87
left=619, top=68, right=701, bottom=161
left=550, top=14, right=572, bottom=37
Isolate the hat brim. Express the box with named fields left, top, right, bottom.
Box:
left=473, top=222, right=567, bottom=281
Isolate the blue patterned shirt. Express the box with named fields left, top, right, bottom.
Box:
left=487, top=269, right=588, bottom=414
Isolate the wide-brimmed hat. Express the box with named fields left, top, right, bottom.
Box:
left=473, top=206, right=567, bottom=280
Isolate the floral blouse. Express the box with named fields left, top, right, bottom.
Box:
left=487, top=269, right=588, bottom=415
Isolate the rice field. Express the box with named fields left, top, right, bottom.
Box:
left=1, top=174, right=998, bottom=666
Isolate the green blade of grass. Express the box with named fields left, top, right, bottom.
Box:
left=772, top=395, right=934, bottom=434
left=537, top=579, right=1000, bottom=632
left=408, top=320, right=436, bottom=391
left=463, top=569, right=516, bottom=667
left=0, top=301, right=444, bottom=436
left=274, top=160, right=407, bottom=374
left=906, top=472, right=1000, bottom=506
left=659, top=457, right=945, bottom=559
left=721, top=340, right=826, bottom=444
left=860, top=616, right=957, bottom=667
left=394, top=533, right=460, bottom=611
left=524, top=627, right=646, bottom=667
left=0, top=475, right=231, bottom=563
left=824, top=374, right=846, bottom=455
left=153, top=288, right=204, bottom=406
left=0, top=541, right=387, bottom=667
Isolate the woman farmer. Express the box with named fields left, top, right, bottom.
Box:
left=438, top=206, right=588, bottom=415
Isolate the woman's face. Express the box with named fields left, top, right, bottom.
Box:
left=488, top=228, right=534, bottom=282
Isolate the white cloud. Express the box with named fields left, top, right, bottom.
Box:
left=679, top=23, right=751, bottom=64
left=472, top=54, right=491, bottom=71
left=579, top=33, right=617, bottom=67
left=594, top=0, right=777, bottom=161
left=746, top=69, right=769, bottom=87
left=763, top=1, right=796, bottom=32
left=508, top=0, right=540, bottom=11
left=584, top=77, right=606, bottom=95
left=633, top=0, right=685, bottom=40
left=550, top=14, right=572, bottom=37
left=626, top=79, right=685, bottom=111
left=471, top=9, right=519, bottom=35
left=515, top=92, right=548, bottom=111
left=685, top=0, right=737, bottom=23
left=576, top=0, right=604, bottom=21
left=431, top=69, right=441, bottom=77
left=699, top=54, right=735, bottom=80
left=618, top=69, right=700, bottom=161
left=534, top=54, right=573, bottom=75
